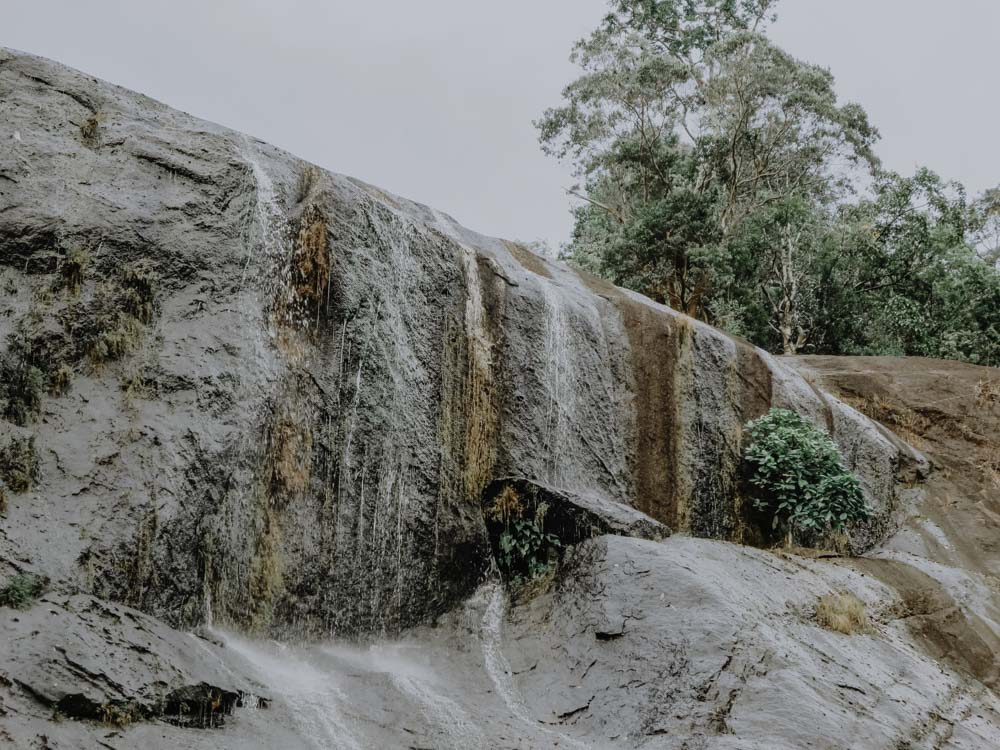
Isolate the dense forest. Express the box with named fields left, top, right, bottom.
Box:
left=538, top=0, right=1000, bottom=364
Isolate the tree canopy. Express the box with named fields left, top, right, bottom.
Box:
left=539, top=0, right=1000, bottom=363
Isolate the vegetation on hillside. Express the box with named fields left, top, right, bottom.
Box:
left=743, top=408, right=871, bottom=542
left=0, top=572, right=48, bottom=609
left=539, top=0, right=1000, bottom=364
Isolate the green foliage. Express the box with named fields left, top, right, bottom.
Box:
left=1, top=317, right=78, bottom=421
left=540, top=0, right=876, bottom=318
left=743, top=408, right=871, bottom=539
left=0, top=572, right=47, bottom=609
left=0, top=435, right=40, bottom=493
left=489, top=496, right=562, bottom=586
left=498, top=517, right=562, bottom=586
left=0, top=354, right=45, bottom=425
left=540, top=0, right=1000, bottom=366
left=59, top=248, right=88, bottom=294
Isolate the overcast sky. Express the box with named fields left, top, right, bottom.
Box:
left=6, top=1, right=999, bottom=250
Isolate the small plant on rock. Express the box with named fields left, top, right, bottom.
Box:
left=63, top=262, right=159, bottom=366
left=59, top=248, right=89, bottom=294
left=50, top=363, right=73, bottom=396
left=0, top=572, right=48, bottom=609
left=0, top=354, right=45, bottom=425
left=977, top=378, right=1000, bottom=408
left=79, top=112, right=104, bottom=148
left=0, top=435, right=40, bottom=493
left=816, top=592, right=870, bottom=635
left=119, top=262, right=157, bottom=324
left=498, top=515, right=562, bottom=585
left=486, top=486, right=562, bottom=586
left=743, top=408, right=871, bottom=544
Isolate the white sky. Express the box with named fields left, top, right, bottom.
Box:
left=6, top=1, right=999, bottom=250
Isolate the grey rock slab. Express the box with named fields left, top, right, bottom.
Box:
left=0, top=46, right=919, bottom=640
left=0, top=46, right=988, bottom=750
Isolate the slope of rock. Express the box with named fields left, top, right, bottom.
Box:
left=0, top=49, right=996, bottom=750
left=0, top=47, right=919, bottom=637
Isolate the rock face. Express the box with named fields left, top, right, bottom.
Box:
left=0, top=47, right=921, bottom=638
left=0, top=593, right=264, bottom=732
left=1, top=49, right=997, bottom=750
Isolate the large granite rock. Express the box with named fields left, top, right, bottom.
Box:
left=4, top=48, right=995, bottom=750
left=0, top=47, right=921, bottom=639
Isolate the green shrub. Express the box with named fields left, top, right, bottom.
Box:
left=488, top=489, right=562, bottom=585
left=59, top=248, right=89, bottom=294
left=743, top=408, right=871, bottom=541
left=0, top=435, right=39, bottom=493
left=0, top=572, right=47, bottom=609
left=498, top=517, right=562, bottom=585
left=0, top=357, right=44, bottom=425
left=49, top=363, right=73, bottom=396
left=483, top=485, right=563, bottom=585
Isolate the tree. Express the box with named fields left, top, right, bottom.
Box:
left=538, top=0, right=878, bottom=320
left=971, top=186, right=1000, bottom=267
left=759, top=204, right=815, bottom=354
left=541, top=0, right=1000, bottom=368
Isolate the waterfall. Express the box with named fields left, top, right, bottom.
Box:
left=472, top=583, right=592, bottom=749
left=223, top=635, right=363, bottom=750
left=239, top=136, right=289, bottom=306
left=390, top=673, right=483, bottom=748
left=221, top=631, right=488, bottom=749
left=540, top=282, right=576, bottom=485
left=329, top=643, right=485, bottom=749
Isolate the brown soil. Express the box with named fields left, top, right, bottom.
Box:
left=790, top=355, right=1000, bottom=685
left=791, top=355, right=1000, bottom=579
left=502, top=240, right=553, bottom=279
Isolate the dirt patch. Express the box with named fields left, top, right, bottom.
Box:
left=502, top=240, right=552, bottom=279
left=791, top=355, right=1000, bottom=579
left=851, top=557, right=999, bottom=686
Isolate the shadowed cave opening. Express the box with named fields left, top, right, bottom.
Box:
left=480, top=478, right=667, bottom=586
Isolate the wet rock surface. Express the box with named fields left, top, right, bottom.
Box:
left=0, top=48, right=996, bottom=749
left=0, top=593, right=265, bottom=746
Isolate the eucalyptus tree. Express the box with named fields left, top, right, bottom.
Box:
left=971, top=187, right=1000, bottom=266
left=537, top=0, right=878, bottom=323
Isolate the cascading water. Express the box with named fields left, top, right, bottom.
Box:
left=223, top=635, right=364, bottom=750
left=471, top=582, right=592, bottom=750
left=476, top=583, right=535, bottom=724
left=238, top=135, right=291, bottom=322
left=325, top=643, right=485, bottom=749
left=541, top=282, right=576, bottom=485
left=215, top=155, right=590, bottom=750
left=217, top=629, right=493, bottom=750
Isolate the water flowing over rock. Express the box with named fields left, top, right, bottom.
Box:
left=0, top=48, right=997, bottom=750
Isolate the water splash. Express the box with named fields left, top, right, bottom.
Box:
left=324, top=643, right=484, bottom=749
left=472, top=582, right=592, bottom=750
left=224, top=635, right=363, bottom=750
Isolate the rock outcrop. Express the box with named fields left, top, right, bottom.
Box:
left=0, top=49, right=996, bottom=750
left=0, top=47, right=921, bottom=638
